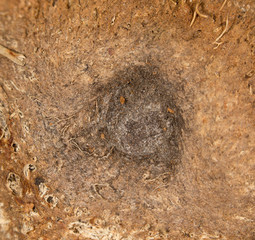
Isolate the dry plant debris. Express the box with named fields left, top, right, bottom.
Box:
left=220, top=0, right=228, bottom=11
left=190, top=2, right=209, bottom=27
left=0, top=44, right=26, bottom=66
left=213, top=15, right=229, bottom=49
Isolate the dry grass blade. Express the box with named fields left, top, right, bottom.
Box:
left=190, top=8, right=197, bottom=27
left=220, top=0, right=228, bottom=11
left=215, top=15, right=229, bottom=42
left=190, top=3, right=208, bottom=27
left=196, top=3, right=208, bottom=18
left=0, top=44, right=26, bottom=66
left=213, top=15, right=229, bottom=48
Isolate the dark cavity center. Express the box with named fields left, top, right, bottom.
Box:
left=112, top=102, right=166, bottom=156
left=104, top=69, right=181, bottom=159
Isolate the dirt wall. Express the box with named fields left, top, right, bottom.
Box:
left=0, top=0, right=254, bottom=239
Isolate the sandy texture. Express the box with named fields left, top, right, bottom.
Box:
left=0, top=0, right=254, bottom=239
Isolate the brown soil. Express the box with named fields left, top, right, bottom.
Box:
left=0, top=0, right=254, bottom=239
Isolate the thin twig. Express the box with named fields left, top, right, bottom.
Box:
left=0, top=44, right=26, bottom=66
left=213, top=15, right=229, bottom=48
left=215, top=15, right=229, bottom=42
left=220, top=0, right=228, bottom=11
left=190, top=3, right=208, bottom=27
left=195, top=3, right=208, bottom=18
left=190, top=6, right=198, bottom=27
left=213, top=41, right=223, bottom=49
